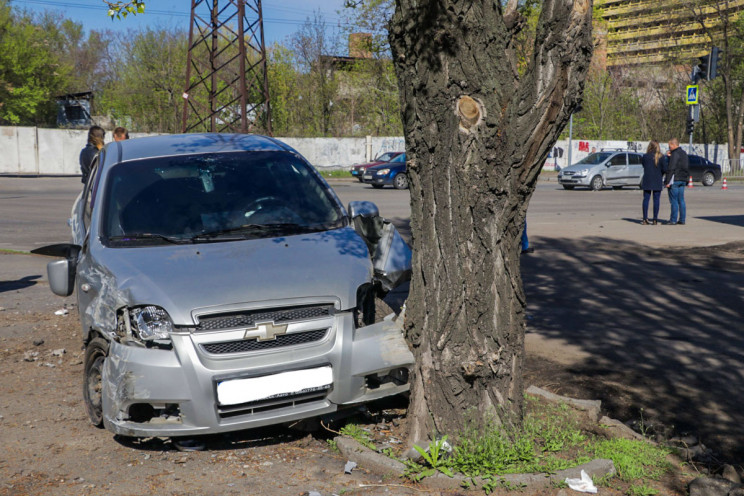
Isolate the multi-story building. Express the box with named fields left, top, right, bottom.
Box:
left=598, top=0, right=744, bottom=67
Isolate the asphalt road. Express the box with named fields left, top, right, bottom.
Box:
left=2, top=175, right=744, bottom=461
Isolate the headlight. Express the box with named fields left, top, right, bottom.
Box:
left=376, top=168, right=390, bottom=175
left=579, top=168, right=589, bottom=175
left=130, top=306, right=173, bottom=341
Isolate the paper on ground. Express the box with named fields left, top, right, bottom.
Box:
left=565, top=469, right=598, bottom=493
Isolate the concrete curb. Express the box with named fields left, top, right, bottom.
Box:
left=335, top=437, right=616, bottom=492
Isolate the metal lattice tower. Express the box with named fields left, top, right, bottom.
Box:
left=182, top=0, right=271, bottom=134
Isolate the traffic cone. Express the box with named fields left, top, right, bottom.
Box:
left=687, top=175, right=694, bottom=188
left=722, top=177, right=728, bottom=190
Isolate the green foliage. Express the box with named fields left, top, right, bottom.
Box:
left=105, top=1, right=146, bottom=20
left=339, top=424, right=375, bottom=450
left=591, top=438, right=671, bottom=483
left=0, top=1, right=68, bottom=125
left=628, top=483, right=660, bottom=496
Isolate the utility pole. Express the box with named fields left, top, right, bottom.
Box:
left=182, top=0, right=272, bottom=134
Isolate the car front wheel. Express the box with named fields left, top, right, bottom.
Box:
left=371, top=184, right=384, bottom=189
left=590, top=175, right=603, bottom=191
left=702, top=171, right=715, bottom=186
left=393, top=173, right=409, bottom=190
left=83, top=337, right=109, bottom=428
left=562, top=185, right=575, bottom=190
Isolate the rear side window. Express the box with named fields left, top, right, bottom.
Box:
left=689, top=156, right=703, bottom=166
left=628, top=154, right=642, bottom=165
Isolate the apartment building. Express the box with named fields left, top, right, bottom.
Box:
left=598, top=0, right=744, bottom=67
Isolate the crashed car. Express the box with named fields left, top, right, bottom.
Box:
left=35, top=133, right=413, bottom=438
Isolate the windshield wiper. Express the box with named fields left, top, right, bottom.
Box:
left=108, top=233, right=192, bottom=245
left=190, top=223, right=308, bottom=241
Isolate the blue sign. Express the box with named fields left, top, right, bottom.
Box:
left=686, top=85, right=699, bottom=105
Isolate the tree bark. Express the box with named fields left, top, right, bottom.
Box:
left=389, top=0, right=593, bottom=442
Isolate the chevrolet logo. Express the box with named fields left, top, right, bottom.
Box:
left=243, top=321, right=288, bottom=342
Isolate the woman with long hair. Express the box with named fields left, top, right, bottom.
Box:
left=79, top=125, right=105, bottom=184
left=640, top=140, right=665, bottom=225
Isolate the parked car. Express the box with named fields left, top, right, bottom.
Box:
left=349, top=151, right=404, bottom=182
left=33, top=133, right=414, bottom=439
left=688, top=155, right=722, bottom=186
left=558, top=150, right=644, bottom=191
left=362, top=153, right=408, bottom=189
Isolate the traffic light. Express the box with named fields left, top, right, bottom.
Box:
left=697, top=53, right=710, bottom=81
left=709, top=46, right=721, bottom=80
left=686, top=116, right=695, bottom=135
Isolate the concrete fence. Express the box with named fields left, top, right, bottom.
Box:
left=0, top=126, right=737, bottom=176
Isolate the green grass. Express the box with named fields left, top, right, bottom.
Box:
left=318, top=169, right=351, bottom=178
left=402, top=395, right=675, bottom=494
left=0, top=249, right=31, bottom=255
left=339, top=423, right=375, bottom=450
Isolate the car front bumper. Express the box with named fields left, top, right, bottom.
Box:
left=362, top=173, right=393, bottom=185
left=557, top=175, right=589, bottom=186
left=101, top=313, right=413, bottom=437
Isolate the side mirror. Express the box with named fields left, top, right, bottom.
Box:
left=348, top=201, right=379, bottom=219
left=31, top=244, right=81, bottom=297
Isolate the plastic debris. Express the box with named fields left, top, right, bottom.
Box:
left=52, top=349, right=66, bottom=356
left=54, top=309, right=69, bottom=316
left=344, top=461, right=357, bottom=474
left=23, top=351, right=39, bottom=362
left=565, top=470, right=598, bottom=493
left=308, top=492, right=322, bottom=496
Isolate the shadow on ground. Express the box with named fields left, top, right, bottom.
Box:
left=521, top=237, right=744, bottom=463
left=0, top=274, right=41, bottom=293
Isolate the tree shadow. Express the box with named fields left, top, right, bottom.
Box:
left=521, top=237, right=744, bottom=462
left=0, top=275, right=41, bottom=293
left=696, top=215, right=744, bottom=227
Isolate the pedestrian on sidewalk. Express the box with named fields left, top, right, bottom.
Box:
left=79, top=126, right=105, bottom=184
left=640, top=140, right=664, bottom=225
left=665, top=138, right=689, bottom=225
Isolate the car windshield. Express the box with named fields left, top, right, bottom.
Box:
left=389, top=153, right=406, bottom=163
left=102, top=151, right=346, bottom=246
left=375, top=152, right=398, bottom=162
left=574, top=152, right=613, bottom=165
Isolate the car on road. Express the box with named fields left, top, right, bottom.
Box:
left=33, top=133, right=414, bottom=439
left=688, top=155, right=722, bottom=186
left=349, top=151, right=404, bottom=182
left=558, top=150, right=643, bottom=191
left=362, top=153, right=408, bottom=189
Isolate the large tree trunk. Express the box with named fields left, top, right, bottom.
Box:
left=389, top=0, right=593, bottom=442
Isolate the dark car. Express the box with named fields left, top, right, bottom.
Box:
left=349, top=151, right=404, bottom=182
left=688, top=155, right=722, bottom=186
left=362, top=153, right=408, bottom=189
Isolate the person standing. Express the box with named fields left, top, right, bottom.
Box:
left=113, top=126, right=129, bottom=141
left=665, top=138, right=689, bottom=225
left=79, top=125, right=105, bottom=184
left=640, top=141, right=664, bottom=225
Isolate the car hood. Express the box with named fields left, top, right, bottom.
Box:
left=90, top=227, right=372, bottom=325
left=353, top=160, right=384, bottom=168
left=366, top=162, right=405, bottom=172
left=560, top=163, right=597, bottom=172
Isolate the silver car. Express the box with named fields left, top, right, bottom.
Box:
left=558, top=151, right=644, bottom=191
left=35, top=133, right=413, bottom=438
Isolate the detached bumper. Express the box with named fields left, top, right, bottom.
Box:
left=101, top=313, right=413, bottom=437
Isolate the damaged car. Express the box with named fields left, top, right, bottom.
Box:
left=34, top=133, right=413, bottom=439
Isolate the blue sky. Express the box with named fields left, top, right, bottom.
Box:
left=11, top=0, right=349, bottom=46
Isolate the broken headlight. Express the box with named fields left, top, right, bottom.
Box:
left=129, top=306, right=173, bottom=341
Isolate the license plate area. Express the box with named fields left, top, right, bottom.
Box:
left=216, top=366, right=333, bottom=406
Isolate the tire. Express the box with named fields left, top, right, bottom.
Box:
left=702, top=171, right=715, bottom=187
left=393, top=173, right=409, bottom=190
left=590, top=175, right=604, bottom=191
left=357, top=177, right=364, bottom=182
left=83, top=337, right=109, bottom=428
left=562, top=185, right=575, bottom=190
left=371, top=184, right=384, bottom=189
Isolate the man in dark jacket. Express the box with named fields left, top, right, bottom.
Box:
left=665, top=138, right=689, bottom=225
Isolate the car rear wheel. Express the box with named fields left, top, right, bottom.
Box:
left=371, top=184, right=384, bottom=189
left=590, top=175, right=603, bottom=191
left=393, top=173, right=409, bottom=190
left=702, top=171, right=715, bottom=186
left=562, top=185, right=575, bottom=190
left=83, top=337, right=109, bottom=428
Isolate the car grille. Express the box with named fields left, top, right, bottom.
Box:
left=218, top=390, right=330, bottom=418
left=200, top=328, right=328, bottom=355
left=195, top=304, right=334, bottom=331
left=563, top=171, right=576, bottom=176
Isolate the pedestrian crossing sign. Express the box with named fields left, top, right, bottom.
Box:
left=686, top=85, right=699, bottom=105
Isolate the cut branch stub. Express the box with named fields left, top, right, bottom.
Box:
left=457, top=95, right=483, bottom=131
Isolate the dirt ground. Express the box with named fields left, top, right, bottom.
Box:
left=1, top=237, right=742, bottom=495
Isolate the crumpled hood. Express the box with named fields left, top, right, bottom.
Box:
left=90, top=227, right=372, bottom=325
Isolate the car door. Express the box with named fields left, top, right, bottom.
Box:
left=604, top=153, right=628, bottom=185
left=688, top=155, right=703, bottom=181
left=627, top=153, right=643, bottom=186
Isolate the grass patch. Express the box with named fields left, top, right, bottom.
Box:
left=0, top=249, right=31, bottom=255
left=339, top=424, right=375, bottom=450
left=318, top=169, right=351, bottom=178
left=403, top=395, right=676, bottom=493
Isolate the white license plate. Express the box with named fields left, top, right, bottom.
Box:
left=217, top=366, right=332, bottom=406
left=363, top=175, right=372, bottom=180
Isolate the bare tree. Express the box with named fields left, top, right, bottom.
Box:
left=389, top=0, right=593, bottom=441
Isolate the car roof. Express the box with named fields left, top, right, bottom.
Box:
left=104, top=133, right=295, bottom=165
